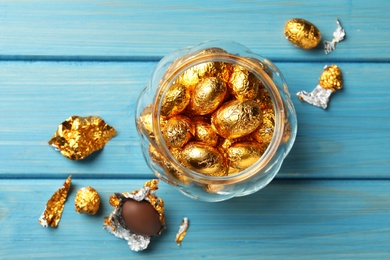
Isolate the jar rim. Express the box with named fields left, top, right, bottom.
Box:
left=152, top=51, right=286, bottom=185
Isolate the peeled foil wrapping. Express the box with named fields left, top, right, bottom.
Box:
left=324, top=19, right=346, bottom=55
left=103, top=180, right=165, bottom=252
left=296, top=65, right=343, bottom=109
left=38, top=175, right=72, bottom=228
left=48, top=116, right=117, bottom=160
left=175, top=217, right=189, bottom=246
left=74, top=186, right=100, bottom=215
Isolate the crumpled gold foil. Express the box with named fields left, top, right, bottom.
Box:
left=284, top=18, right=321, bottom=49
left=163, top=115, right=194, bottom=148
left=193, top=116, right=219, bottom=147
left=103, top=180, right=165, bottom=252
left=161, top=82, right=191, bottom=118
left=175, top=217, right=189, bottom=246
left=75, top=186, right=100, bottom=215
left=252, top=108, right=275, bottom=145
left=296, top=65, right=343, bottom=109
left=48, top=116, right=117, bottom=160
left=38, top=175, right=72, bottom=228
left=229, top=65, right=259, bottom=100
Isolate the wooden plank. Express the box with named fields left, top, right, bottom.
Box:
left=0, top=61, right=389, bottom=179
left=1, top=179, right=390, bottom=259
left=0, top=0, right=389, bottom=60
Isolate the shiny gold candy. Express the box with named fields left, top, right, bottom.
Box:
left=175, top=59, right=232, bottom=88
left=161, top=82, right=190, bottom=118
left=284, top=18, right=321, bottom=49
left=319, top=65, right=343, bottom=91
left=228, top=65, right=260, bottom=100
left=48, top=116, right=117, bottom=160
left=211, top=100, right=262, bottom=139
left=74, top=186, right=100, bottom=215
left=255, top=87, right=274, bottom=110
left=181, top=142, right=228, bottom=177
left=189, top=77, right=227, bottom=115
left=227, top=142, right=267, bottom=171
left=252, top=108, right=275, bottom=145
left=163, top=115, right=195, bottom=148
left=193, top=116, right=219, bottom=147
left=38, top=175, right=72, bottom=228
left=137, top=104, right=166, bottom=143
left=148, top=143, right=164, bottom=168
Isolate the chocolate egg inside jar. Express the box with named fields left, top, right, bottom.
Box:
left=136, top=41, right=297, bottom=202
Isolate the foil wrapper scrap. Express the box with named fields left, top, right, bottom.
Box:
left=48, top=116, right=117, bottom=160
left=324, top=19, right=346, bottom=55
left=75, top=186, right=100, bottom=215
left=103, top=180, right=165, bottom=252
left=296, top=65, right=343, bottom=109
left=38, top=175, right=72, bottom=228
left=176, top=217, right=189, bottom=246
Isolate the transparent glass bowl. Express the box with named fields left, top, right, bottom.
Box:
left=136, top=41, right=297, bottom=202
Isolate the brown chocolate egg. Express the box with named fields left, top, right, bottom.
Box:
left=162, top=115, right=195, bottom=148
left=160, top=82, right=190, bottom=118
left=227, top=142, right=267, bottom=171
left=181, top=142, right=228, bottom=177
left=284, top=18, right=321, bottom=49
left=211, top=100, right=262, bottom=139
left=252, top=108, right=275, bottom=145
left=189, top=77, right=227, bottom=115
left=193, top=116, right=219, bottom=147
left=228, top=65, right=260, bottom=100
left=121, top=199, right=163, bottom=237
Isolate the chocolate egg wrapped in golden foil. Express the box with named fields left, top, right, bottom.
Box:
left=319, top=64, right=343, bottom=91
left=252, top=108, right=275, bottom=145
left=137, top=104, right=166, bottom=143
left=255, top=87, right=274, bottom=110
left=227, top=142, right=267, bottom=171
left=160, top=82, right=190, bottom=118
left=228, top=65, right=260, bottom=100
left=284, top=18, right=321, bottom=49
left=181, top=142, right=228, bottom=177
left=193, top=116, right=219, bottom=147
left=148, top=143, right=165, bottom=168
left=189, top=77, right=227, bottom=115
left=211, top=100, right=262, bottom=139
left=163, top=115, right=195, bottom=148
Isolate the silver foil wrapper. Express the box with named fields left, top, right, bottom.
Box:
left=103, top=185, right=156, bottom=251
left=175, top=217, right=189, bottom=246
left=296, top=85, right=333, bottom=109
left=324, top=19, right=346, bottom=54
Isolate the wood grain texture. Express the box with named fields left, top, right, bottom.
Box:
left=1, top=179, right=390, bottom=259
left=0, top=62, right=388, bottom=179
left=0, top=0, right=389, bottom=61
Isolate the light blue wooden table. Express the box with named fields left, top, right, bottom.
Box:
left=1, top=1, right=390, bottom=259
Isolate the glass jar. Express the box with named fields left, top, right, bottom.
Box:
left=136, top=41, right=297, bottom=202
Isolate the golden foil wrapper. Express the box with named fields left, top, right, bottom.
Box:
left=176, top=217, right=189, bottom=246
left=284, top=18, right=321, bottom=49
left=74, top=186, right=100, bottom=215
left=296, top=65, right=343, bottom=109
left=255, top=87, right=274, bottom=110
left=48, top=116, right=117, bottom=160
left=181, top=142, right=228, bottom=177
left=319, top=65, right=343, bottom=91
left=148, top=143, right=165, bottom=168
left=193, top=116, right=219, bottom=147
left=103, top=180, right=165, bottom=252
left=228, top=65, right=259, bottom=100
left=211, top=100, right=262, bottom=139
left=137, top=104, right=167, bottom=143
left=161, top=82, right=191, bottom=118
left=163, top=115, right=195, bottom=148
left=252, top=108, right=275, bottom=145
left=38, top=175, right=72, bottom=228
left=227, top=142, right=267, bottom=171
left=189, top=77, right=227, bottom=115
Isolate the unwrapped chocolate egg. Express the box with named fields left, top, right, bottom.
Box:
left=181, top=142, right=228, bottom=177
left=189, top=77, right=227, bottom=115
left=161, top=82, right=190, bottom=118
left=163, top=115, right=194, bottom=148
left=284, top=18, right=321, bottom=49
left=211, top=100, right=262, bottom=139
left=228, top=65, right=259, bottom=100
left=227, top=142, right=267, bottom=171
left=193, top=116, right=219, bottom=147
left=252, top=108, right=275, bottom=145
